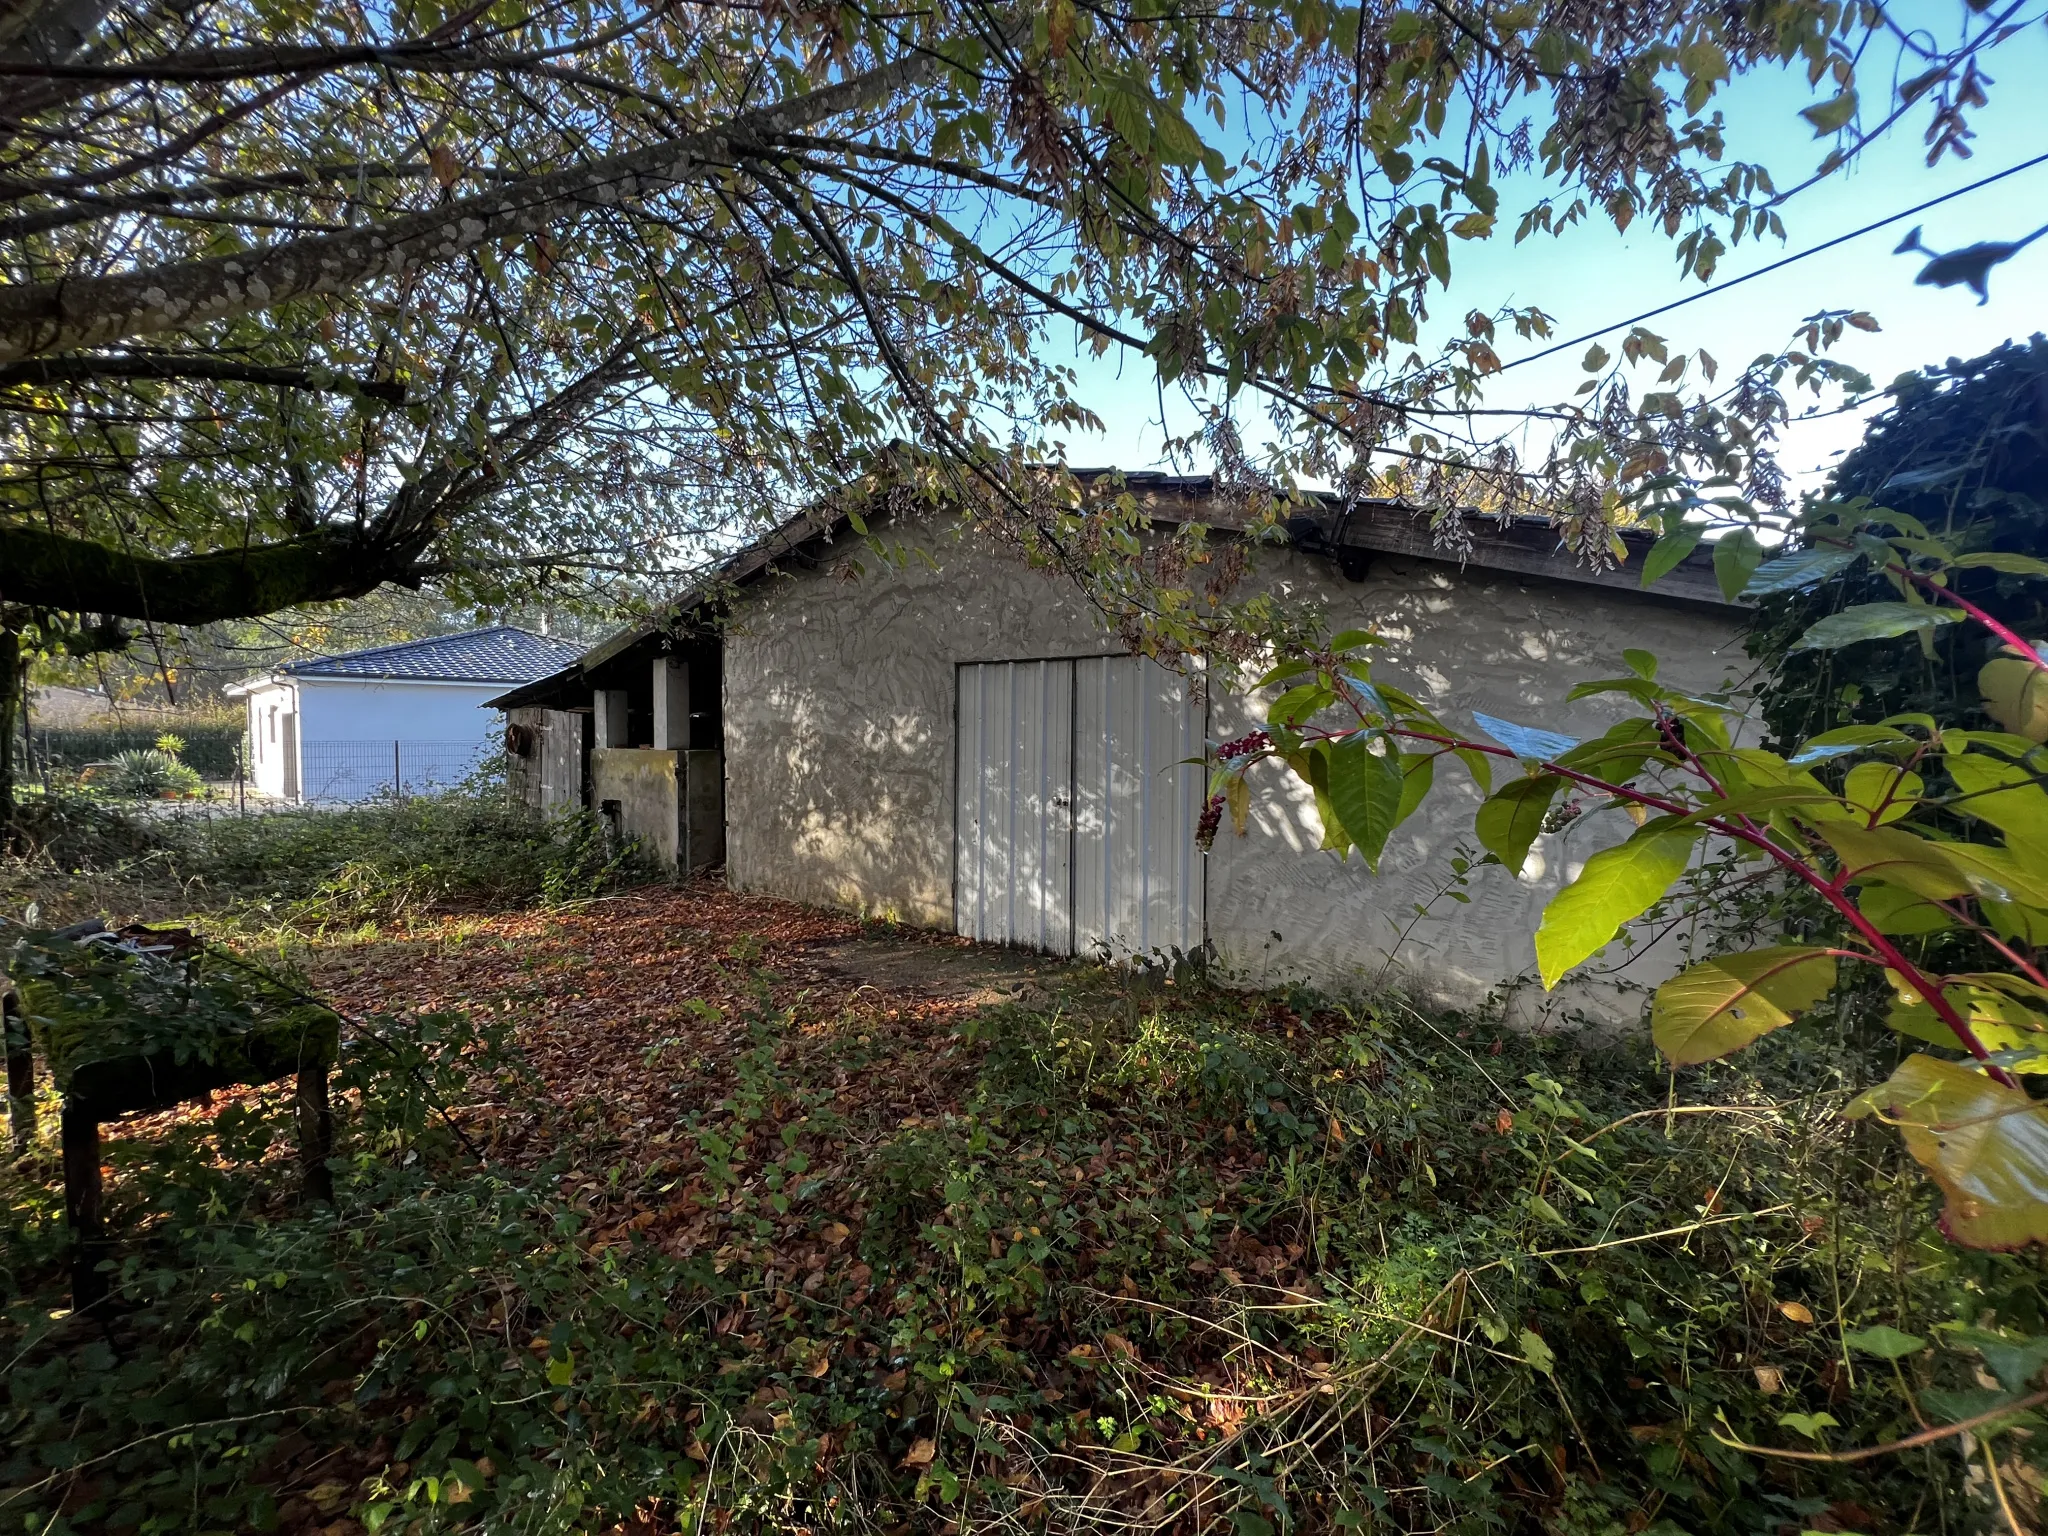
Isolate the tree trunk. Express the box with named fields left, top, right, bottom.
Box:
left=0, top=626, right=19, bottom=852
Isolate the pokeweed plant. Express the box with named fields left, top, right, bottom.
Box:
left=1203, top=495, right=2048, bottom=1251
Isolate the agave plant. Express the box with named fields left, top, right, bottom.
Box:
left=108, top=749, right=204, bottom=800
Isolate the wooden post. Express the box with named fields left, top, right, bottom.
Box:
left=295, top=1064, right=333, bottom=1204
left=61, top=1104, right=105, bottom=1307
left=3, top=991, right=31, bottom=1152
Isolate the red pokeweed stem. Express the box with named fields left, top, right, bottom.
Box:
left=1898, top=563, right=2048, bottom=667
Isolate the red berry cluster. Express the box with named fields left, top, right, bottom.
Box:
left=1196, top=793, right=1226, bottom=850
left=1215, top=729, right=1270, bottom=761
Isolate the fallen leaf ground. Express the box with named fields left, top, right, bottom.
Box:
left=300, top=883, right=1027, bottom=1186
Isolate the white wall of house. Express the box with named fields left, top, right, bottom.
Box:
left=720, top=512, right=1745, bottom=1023
left=240, top=680, right=299, bottom=799
left=239, top=677, right=508, bottom=802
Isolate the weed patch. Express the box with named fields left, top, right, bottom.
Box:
left=2, top=781, right=630, bottom=934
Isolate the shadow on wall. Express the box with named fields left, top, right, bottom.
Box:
left=740, top=677, right=951, bottom=924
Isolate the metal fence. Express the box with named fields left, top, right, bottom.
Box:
left=29, top=724, right=245, bottom=779
left=297, top=740, right=493, bottom=803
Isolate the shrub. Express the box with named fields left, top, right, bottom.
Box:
left=1749, top=336, right=2048, bottom=744
left=105, top=748, right=202, bottom=799
left=176, top=782, right=630, bottom=926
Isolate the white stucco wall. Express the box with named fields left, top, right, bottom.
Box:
left=293, top=679, right=508, bottom=802
left=236, top=677, right=510, bottom=801
left=295, top=678, right=509, bottom=743
left=241, top=681, right=297, bottom=798
left=722, top=516, right=1746, bottom=1020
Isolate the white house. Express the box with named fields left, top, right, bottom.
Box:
left=228, top=627, right=582, bottom=802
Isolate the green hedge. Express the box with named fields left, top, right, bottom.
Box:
left=27, top=724, right=246, bottom=779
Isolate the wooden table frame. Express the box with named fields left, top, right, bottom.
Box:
left=3, top=986, right=334, bottom=1308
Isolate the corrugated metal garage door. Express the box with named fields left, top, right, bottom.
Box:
left=956, top=660, right=1074, bottom=951
left=1072, top=657, right=1207, bottom=959
left=955, top=657, right=1205, bottom=959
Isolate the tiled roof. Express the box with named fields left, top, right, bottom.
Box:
left=276, top=626, right=584, bottom=684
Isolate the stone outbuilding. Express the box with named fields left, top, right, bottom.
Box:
left=491, top=477, right=1744, bottom=1019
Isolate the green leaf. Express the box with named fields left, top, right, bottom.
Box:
left=1818, top=821, right=1974, bottom=903
left=1856, top=882, right=1955, bottom=936
left=1791, top=603, right=1964, bottom=651
left=1290, top=747, right=1353, bottom=857
left=1842, top=762, right=1922, bottom=825
left=1841, top=1325, right=1925, bottom=1360
left=1621, top=648, right=1659, bottom=680
left=1980, top=655, right=2048, bottom=743
left=547, top=1350, right=576, bottom=1387
left=1652, top=946, right=1839, bottom=1065
left=1151, top=105, right=1205, bottom=163
left=1255, top=658, right=1315, bottom=689
left=1945, top=753, right=2048, bottom=852
left=1566, top=675, right=1664, bottom=707
left=1742, top=544, right=1861, bottom=596
left=1395, top=751, right=1435, bottom=827
left=1555, top=716, right=1670, bottom=781
left=1848, top=1054, right=2048, bottom=1249
left=1777, top=1410, right=1838, bottom=1441
left=1949, top=1328, right=2048, bottom=1391
left=1885, top=980, right=2048, bottom=1054
left=1269, top=682, right=1337, bottom=727
left=1326, top=734, right=1405, bottom=871
left=1942, top=841, right=2048, bottom=908
left=1526, top=1191, right=1568, bottom=1227
left=1639, top=524, right=1705, bottom=589
left=1712, top=528, right=1763, bottom=601
left=1327, top=628, right=1387, bottom=653
left=1800, top=88, right=1858, bottom=135
left=1519, top=1328, right=1556, bottom=1375
left=1475, top=774, right=1566, bottom=875
left=1534, top=824, right=1700, bottom=987
left=1951, top=551, right=2048, bottom=576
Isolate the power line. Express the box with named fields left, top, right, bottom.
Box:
left=1496, top=148, right=2048, bottom=375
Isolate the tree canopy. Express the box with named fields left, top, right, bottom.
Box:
left=0, top=0, right=2032, bottom=641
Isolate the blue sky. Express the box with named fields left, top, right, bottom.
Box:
left=1051, top=21, right=2048, bottom=497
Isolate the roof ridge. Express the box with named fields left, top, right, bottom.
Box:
left=239, top=625, right=582, bottom=687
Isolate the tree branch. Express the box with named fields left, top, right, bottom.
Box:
left=0, top=45, right=946, bottom=362
left=0, top=352, right=407, bottom=403
left=0, top=522, right=410, bottom=623
left=0, top=162, right=433, bottom=242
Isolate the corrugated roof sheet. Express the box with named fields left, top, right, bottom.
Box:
left=276, top=626, right=584, bottom=684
